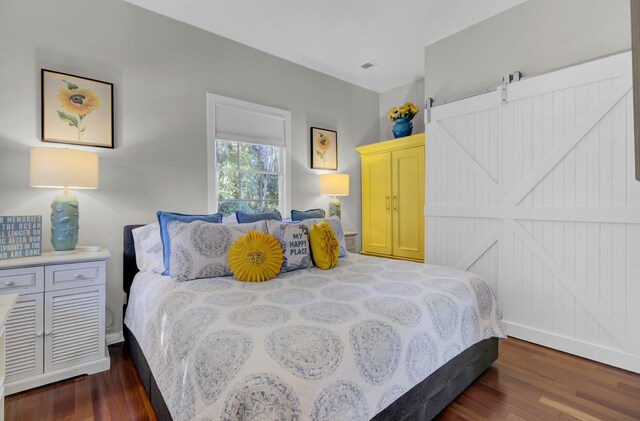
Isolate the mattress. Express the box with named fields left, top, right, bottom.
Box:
left=124, top=253, right=505, bottom=421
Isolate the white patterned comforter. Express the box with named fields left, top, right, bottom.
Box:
left=124, top=253, right=505, bottom=421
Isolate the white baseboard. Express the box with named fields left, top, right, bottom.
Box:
left=502, top=321, right=640, bottom=374
left=106, top=330, right=124, bottom=345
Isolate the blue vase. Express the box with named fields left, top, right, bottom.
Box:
left=392, top=118, right=413, bottom=138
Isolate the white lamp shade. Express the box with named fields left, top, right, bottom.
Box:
left=319, top=173, right=349, bottom=196
left=30, top=148, right=99, bottom=189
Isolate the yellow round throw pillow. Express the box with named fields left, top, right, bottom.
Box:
left=309, top=221, right=339, bottom=270
left=228, top=231, right=283, bottom=282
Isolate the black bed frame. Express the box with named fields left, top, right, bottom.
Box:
left=122, top=225, right=498, bottom=421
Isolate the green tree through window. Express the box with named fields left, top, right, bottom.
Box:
left=216, top=139, right=281, bottom=216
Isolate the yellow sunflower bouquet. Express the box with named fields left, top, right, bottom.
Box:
left=387, top=102, right=419, bottom=122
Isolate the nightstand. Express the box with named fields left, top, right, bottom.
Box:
left=0, top=250, right=111, bottom=395
left=344, top=231, right=359, bottom=253
left=0, top=294, right=17, bottom=421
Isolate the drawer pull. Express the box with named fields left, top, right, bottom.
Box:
left=74, top=274, right=84, bottom=279
left=2, top=281, right=14, bottom=287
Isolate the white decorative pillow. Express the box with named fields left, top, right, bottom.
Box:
left=167, top=220, right=266, bottom=281
left=266, top=221, right=312, bottom=273
left=302, top=216, right=348, bottom=257
left=132, top=223, right=164, bottom=273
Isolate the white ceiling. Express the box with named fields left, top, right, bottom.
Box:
left=125, top=0, right=524, bottom=93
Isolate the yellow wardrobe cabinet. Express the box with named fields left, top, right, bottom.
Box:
left=356, top=133, right=424, bottom=262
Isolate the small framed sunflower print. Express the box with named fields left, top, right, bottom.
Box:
left=41, top=69, right=114, bottom=148
left=310, top=127, right=337, bottom=170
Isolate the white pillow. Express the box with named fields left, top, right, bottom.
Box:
left=132, top=223, right=164, bottom=273
left=168, top=220, right=267, bottom=282
left=266, top=221, right=312, bottom=273
left=222, top=214, right=238, bottom=224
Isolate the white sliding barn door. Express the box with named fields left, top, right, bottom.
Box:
left=426, top=52, right=640, bottom=372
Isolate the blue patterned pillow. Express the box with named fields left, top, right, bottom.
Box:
left=168, top=220, right=266, bottom=281
left=157, top=211, right=222, bottom=275
left=236, top=210, right=282, bottom=223
left=266, top=221, right=312, bottom=273
left=302, top=216, right=347, bottom=257
left=291, top=208, right=325, bottom=221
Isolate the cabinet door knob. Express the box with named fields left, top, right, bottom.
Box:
left=45, top=330, right=52, bottom=336
left=35, top=331, right=43, bottom=337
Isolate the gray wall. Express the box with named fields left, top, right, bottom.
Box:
left=379, top=79, right=425, bottom=140
left=0, top=0, right=379, bottom=333
left=425, top=0, right=632, bottom=102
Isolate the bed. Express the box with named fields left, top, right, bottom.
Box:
left=122, top=225, right=504, bottom=421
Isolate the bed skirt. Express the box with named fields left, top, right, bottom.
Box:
left=123, top=324, right=498, bottom=421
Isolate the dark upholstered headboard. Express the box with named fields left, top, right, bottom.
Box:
left=123, top=225, right=144, bottom=296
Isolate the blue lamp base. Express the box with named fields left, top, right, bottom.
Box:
left=328, top=196, right=342, bottom=219
left=51, top=191, right=79, bottom=252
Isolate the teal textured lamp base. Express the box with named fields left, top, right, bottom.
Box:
left=328, top=196, right=342, bottom=219
left=51, top=189, right=79, bottom=252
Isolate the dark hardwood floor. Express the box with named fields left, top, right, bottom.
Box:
left=6, top=343, right=155, bottom=421
left=6, top=337, right=640, bottom=420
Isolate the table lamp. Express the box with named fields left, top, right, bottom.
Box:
left=319, top=173, right=349, bottom=219
left=30, top=148, right=99, bottom=253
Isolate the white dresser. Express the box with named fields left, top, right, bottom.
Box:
left=0, top=294, right=17, bottom=421
left=0, top=250, right=110, bottom=395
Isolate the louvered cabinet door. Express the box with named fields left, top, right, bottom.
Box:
left=5, top=294, right=44, bottom=383
left=44, top=285, right=105, bottom=372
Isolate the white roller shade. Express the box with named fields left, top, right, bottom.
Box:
left=214, top=101, right=287, bottom=147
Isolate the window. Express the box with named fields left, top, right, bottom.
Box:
left=207, top=94, right=291, bottom=216
left=215, top=139, right=282, bottom=216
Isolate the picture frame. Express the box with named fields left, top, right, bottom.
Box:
left=41, top=69, right=114, bottom=149
left=310, top=127, right=338, bottom=170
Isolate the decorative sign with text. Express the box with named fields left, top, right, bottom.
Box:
left=0, top=216, right=42, bottom=260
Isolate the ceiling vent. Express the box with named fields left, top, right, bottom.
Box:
left=360, top=62, right=374, bottom=69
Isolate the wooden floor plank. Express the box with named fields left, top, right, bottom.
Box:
left=492, top=363, right=638, bottom=421
left=4, top=338, right=640, bottom=420
left=618, top=380, right=640, bottom=397
left=90, top=372, right=113, bottom=421
left=74, top=376, right=94, bottom=421
left=538, top=396, right=603, bottom=421
left=52, top=379, right=75, bottom=420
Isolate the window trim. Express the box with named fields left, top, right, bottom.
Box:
left=207, top=94, right=291, bottom=215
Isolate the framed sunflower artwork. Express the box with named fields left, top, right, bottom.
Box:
left=41, top=69, right=114, bottom=148
left=310, top=127, right=337, bottom=170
